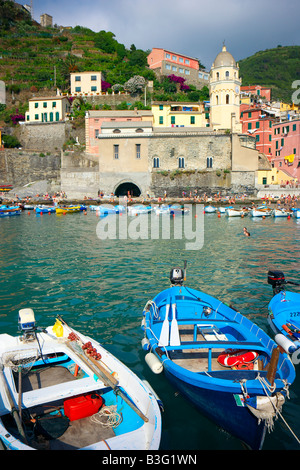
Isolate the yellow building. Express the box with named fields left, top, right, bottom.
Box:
left=25, top=96, right=71, bottom=123
left=151, top=101, right=210, bottom=128
left=70, top=71, right=102, bottom=96
left=209, top=45, right=242, bottom=132
left=257, top=167, right=296, bottom=185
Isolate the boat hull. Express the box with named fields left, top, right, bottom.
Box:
left=164, top=367, right=266, bottom=450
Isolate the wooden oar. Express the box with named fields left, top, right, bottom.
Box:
left=57, top=315, right=113, bottom=375
left=170, top=303, right=180, bottom=346
left=57, top=316, right=149, bottom=423
left=158, top=303, right=170, bottom=346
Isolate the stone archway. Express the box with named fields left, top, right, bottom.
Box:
left=115, top=182, right=141, bottom=197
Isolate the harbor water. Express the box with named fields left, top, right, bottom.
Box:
left=0, top=206, right=300, bottom=450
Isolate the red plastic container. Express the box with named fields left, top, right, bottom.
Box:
left=64, top=393, right=103, bottom=421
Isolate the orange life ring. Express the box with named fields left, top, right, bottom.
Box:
left=217, top=350, right=258, bottom=368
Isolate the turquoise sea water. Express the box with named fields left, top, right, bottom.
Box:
left=0, top=207, right=300, bottom=450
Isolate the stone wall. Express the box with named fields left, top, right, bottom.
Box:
left=0, top=149, right=60, bottom=189
left=15, top=121, right=86, bottom=152
left=151, top=169, right=256, bottom=197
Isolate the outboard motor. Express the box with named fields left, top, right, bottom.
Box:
left=268, top=270, right=286, bottom=294
left=170, top=267, right=185, bottom=286
left=18, top=308, right=36, bottom=341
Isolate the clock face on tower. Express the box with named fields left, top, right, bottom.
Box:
left=235, top=86, right=239, bottom=93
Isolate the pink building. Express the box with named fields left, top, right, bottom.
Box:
left=240, top=104, right=274, bottom=157
left=85, top=110, right=153, bottom=154
left=240, top=85, right=271, bottom=102
left=147, top=48, right=209, bottom=87
left=271, top=119, right=300, bottom=184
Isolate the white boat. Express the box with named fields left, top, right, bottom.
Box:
left=204, top=205, right=217, bottom=213
left=272, top=208, right=291, bottom=218
left=218, top=206, right=233, bottom=213
left=127, top=205, right=152, bottom=216
left=250, top=207, right=272, bottom=217
left=0, top=311, right=162, bottom=450
left=154, top=204, right=170, bottom=215
left=225, top=208, right=247, bottom=217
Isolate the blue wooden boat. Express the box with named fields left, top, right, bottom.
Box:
left=292, top=208, right=300, bottom=219
left=35, top=206, right=56, bottom=214
left=90, top=205, right=125, bottom=214
left=0, top=205, right=21, bottom=217
left=141, top=265, right=295, bottom=449
left=267, top=270, right=300, bottom=352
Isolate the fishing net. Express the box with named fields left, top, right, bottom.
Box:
left=2, top=349, right=39, bottom=372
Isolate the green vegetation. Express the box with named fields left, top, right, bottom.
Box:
left=0, top=0, right=299, bottom=128
left=238, top=45, right=300, bottom=102
left=0, top=0, right=208, bottom=126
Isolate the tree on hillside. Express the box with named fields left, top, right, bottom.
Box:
left=124, top=75, right=146, bottom=95
left=94, top=30, right=118, bottom=54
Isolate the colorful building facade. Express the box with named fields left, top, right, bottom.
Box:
left=70, top=71, right=102, bottom=96
left=151, top=101, right=210, bottom=128
left=240, top=105, right=274, bottom=157
left=147, top=48, right=209, bottom=88
left=271, top=119, right=300, bottom=184
left=25, top=96, right=70, bottom=123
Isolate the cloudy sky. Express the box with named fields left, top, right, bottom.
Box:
left=23, top=0, right=300, bottom=69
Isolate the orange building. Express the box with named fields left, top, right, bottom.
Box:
left=147, top=48, right=209, bottom=88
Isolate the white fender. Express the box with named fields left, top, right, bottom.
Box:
left=275, top=333, right=297, bottom=354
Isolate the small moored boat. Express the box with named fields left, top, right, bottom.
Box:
left=128, top=205, right=152, bottom=216
left=292, top=208, right=300, bottom=219
left=204, top=205, right=217, bottom=213
left=272, top=209, right=291, bottom=218
left=0, top=205, right=21, bottom=217
left=225, top=208, right=247, bottom=217
left=169, top=204, right=190, bottom=215
left=90, top=205, right=125, bottom=214
left=55, top=206, right=82, bottom=214
left=250, top=206, right=272, bottom=217
left=141, top=264, right=295, bottom=450
left=154, top=205, right=170, bottom=215
left=0, top=311, right=162, bottom=450
left=267, top=270, right=300, bottom=352
left=35, top=206, right=56, bottom=214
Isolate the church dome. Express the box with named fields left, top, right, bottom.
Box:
left=213, top=45, right=236, bottom=67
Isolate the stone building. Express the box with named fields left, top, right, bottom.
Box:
left=60, top=46, right=260, bottom=198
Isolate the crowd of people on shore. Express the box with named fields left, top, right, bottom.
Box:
left=0, top=189, right=299, bottom=210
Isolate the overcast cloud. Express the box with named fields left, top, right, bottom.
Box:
left=24, top=0, right=300, bottom=69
